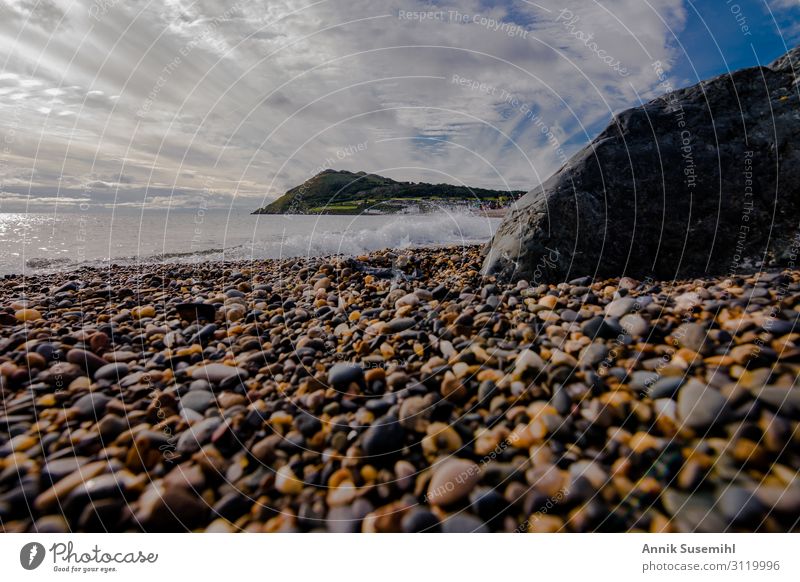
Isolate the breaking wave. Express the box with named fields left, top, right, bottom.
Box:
left=4, top=211, right=501, bottom=275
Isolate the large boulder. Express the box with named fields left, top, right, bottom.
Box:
left=483, top=46, right=800, bottom=282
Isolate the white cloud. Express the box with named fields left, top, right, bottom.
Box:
left=765, top=0, right=800, bottom=41
left=0, top=0, right=758, bottom=212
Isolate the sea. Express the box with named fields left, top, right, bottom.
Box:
left=0, top=209, right=502, bottom=276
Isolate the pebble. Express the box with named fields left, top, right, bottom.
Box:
left=180, top=390, right=216, bottom=413
left=579, top=343, right=608, bottom=367
left=649, top=377, right=684, bottom=399
left=605, top=297, right=637, bottom=318
left=469, top=487, right=508, bottom=524
left=67, top=349, right=107, bottom=374
left=42, top=457, right=89, bottom=483
left=629, top=371, right=660, bottom=392
left=176, top=303, right=216, bottom=322
left=753, top=483, right=800, bottom=513
left=295, top=412, right=322, bottom=437
left=34, top=461, right=108, bottom=512
left=581, top=317, right=622, bottom=340
left=0, top=246, right=797, bottom=533
left=275, top=465, right=304, bottom=495
left=440, top=513, right=489, bottom=533
left=401, top=509, right=441, bottom=532
left=138, top=487, right=209, bottom=531
left=73, top=393, right=112, bottom=418
left=191, top=363, right=247, bottom=385
left=382, top=318, right=416, bottom=334
left=677, top=380, right=731, bottom=430
left=662, top=489, right=726, bottom=533
left=15, top=308, right=42, bottom=322
left=131, top=305, right=156, bottom=319
left=34, top=515, right=69, bottom=533
left=395, top=293, right=420, bottom=308
left=0, top=312, right=18, bottom=325
left=328, top=363, right=364, bottom=390
left=750, top=386, right=800, bottom=418
left=427, top=458, right=480, bottom=506
left=674, top=323, right=708, bottom=352
left=362, top=415, right=404, bottom=459
left=716, top=486, right=765, bottom=525
left=177, top=418, right=222, bottom=454
left=620, top=313, right=649, bottom=337
left=422, top=422, right=462, bottom=456
left=94, top=362, right=130, bottom=382
left=189, top=323, right=217, bottom=344
left=514, top=349, right=544, bottom=373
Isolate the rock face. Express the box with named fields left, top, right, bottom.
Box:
left=484, top=46, right=800, bottom=282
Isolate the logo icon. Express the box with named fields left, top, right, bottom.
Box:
left=20, top=542, right=46, bottom=570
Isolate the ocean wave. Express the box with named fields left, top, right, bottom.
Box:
left=242, top=212, right=500, bottom=260
left=7, top=212, right=500, bottom=274
left=25, top=257, right=73, bottom=269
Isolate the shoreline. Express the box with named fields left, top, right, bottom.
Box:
left=0, top=211, right=504, bottom=279
left=1, top=246, right=798, bottom=532
left=1, top=242, right=482, bottom=280
left=251, top=208, right=510, bottom=217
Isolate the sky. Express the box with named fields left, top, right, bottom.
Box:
left=0, top=0, right=798, bottom=212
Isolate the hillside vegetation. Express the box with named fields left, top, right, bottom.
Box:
left=252, top=170, right=525, bottom=214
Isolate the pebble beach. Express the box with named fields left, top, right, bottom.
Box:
left=0, top=245, right=798, bottom=532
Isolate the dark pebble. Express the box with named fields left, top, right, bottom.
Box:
left=649, top=377, right=684, bottom=399
left=177, top=418, right=222, bottom=454
left=295, top=412, right=322, bottom=437
left=67, top=349, right=107, bottom=374
left=581, top=317, right=622, bottom=340
left=440, top=513, right=489, bottom=533
left=94, top=363, right=129, bottom=382
left=176, top=303, right=217, bottom=322
left=401, top=509, right=441, bottom=532
left=73, top=393, right=112, bottom=418
left=180, top=390, right=216, bottom=413
left=328, top=363, right=364, bottom=390
left=362, top=414, right=404, bottom=459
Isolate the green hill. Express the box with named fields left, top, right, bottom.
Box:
left=252, top=169, right=525, bottom=214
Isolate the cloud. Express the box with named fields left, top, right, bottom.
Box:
left=765, top=0, right=800, bottom=42
left=0, top=0, right=786, bottom=212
